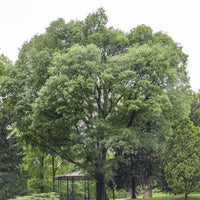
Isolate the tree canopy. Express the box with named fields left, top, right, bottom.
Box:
left=0, top=8, right=192, bottom=200
left=0, top=54, right=8, bottom=76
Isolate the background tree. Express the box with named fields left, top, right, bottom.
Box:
left=113, top=131, right=168, bottom=198
left=0, top=114, right=27, bottom=199
left=0, top=55, right=27, bottom=200
left=165, top=117, right=200, bottom=200
left=22, top=145, right=51, bottom=194
left=189, top=90, right=200, bottom=127
left=22, top=144, right=72, bottom=194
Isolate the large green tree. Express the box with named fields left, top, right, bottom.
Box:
left=1, top=9, right=191, bottom=200
left=165, top=117, right=200, bottom=200
left=0, top=9, right=129, bottom=199
left=30, top=41, right=190, bottom=200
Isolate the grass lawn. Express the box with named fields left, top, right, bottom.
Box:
left=135, top=193, right=200, bottom=200
left=9, top=192, right=200, bottom=200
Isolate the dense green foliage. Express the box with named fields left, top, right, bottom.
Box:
left=0, top=107, right=27, bottom=199
left=0, top=8, right=192, bottom=200
left=165, top=118, right=200, bottom=199
left=189, top=91, right=200, bottom=127
left=0, top=54, right=7, bottom=76
left=23, top=145, right=76, bottom=194
left=0, top=55, right=27, bottom=199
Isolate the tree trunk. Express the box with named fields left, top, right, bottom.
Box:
left=146, top=186, right=152, bottom=198
left=185, top=193, right=188, bottom=200
left=147, top=176, right=152, bottom=198
left=130, top=153, right=137, bottom=199
left=40, top=153, right=44, bottom=193
left=52, top=156, right=55, bottom=192
left=143, top=184, right=148, bottom=198
left=95, top=173, right=106, bottom=200
left=112, top=187, right=115, bottom=200
left=143, top=176, right=153, bottom=198
left=131, top=177, right=137, bottom=199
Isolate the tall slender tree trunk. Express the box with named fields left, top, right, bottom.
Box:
left=112, top=187, right=115, bottom=200
left=95, top=172, right=106, bottom=200
left=40, top=153, right=45, bottom=193
left=52, top=156, right=55, bottom=192
left=131, top=177, right=137, bottom=199
left=130, top=153, right=137, bottom=199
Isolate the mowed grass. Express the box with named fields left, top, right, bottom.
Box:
left=134, top=193, right=200, bottom=200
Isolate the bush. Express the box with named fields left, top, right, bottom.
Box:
left=8, top=192, right=59, bottom=200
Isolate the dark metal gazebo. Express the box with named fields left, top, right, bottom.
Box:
left=54, top=171, right=90, bottom=200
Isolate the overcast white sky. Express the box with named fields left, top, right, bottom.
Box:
left=0, top=0, right=199, bottom=91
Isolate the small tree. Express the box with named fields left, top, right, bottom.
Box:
left=165, top=117, right=200, bottom=200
